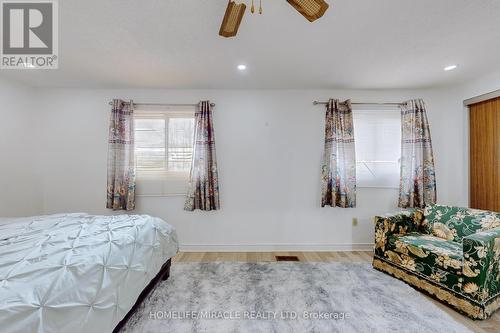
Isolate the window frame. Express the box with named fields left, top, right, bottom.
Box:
left=352, top=108, right=401, bottom=189
left=134, top=109, right=195, bottom=181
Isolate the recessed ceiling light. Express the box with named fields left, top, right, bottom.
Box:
left=237, top=64, right=247, bottom=71
left=444, top=64, right=457, bottom=71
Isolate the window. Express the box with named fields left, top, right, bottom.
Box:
left=134, top=110, right=195, bottom=178
left=353, top=109, right=401, bottom=188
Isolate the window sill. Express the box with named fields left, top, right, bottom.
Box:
left=357, top=186, right=399, bottom=189
left=136, top=193, right=186, bottom=197
left=136, top=174, right=189, bottom=181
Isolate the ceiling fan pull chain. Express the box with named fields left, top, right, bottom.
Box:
left=259, top=0, right=263, bottom=14
left=251, top=0, right=255, bottom=13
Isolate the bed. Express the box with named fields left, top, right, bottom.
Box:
left=0, top=213, right=178, bottom=333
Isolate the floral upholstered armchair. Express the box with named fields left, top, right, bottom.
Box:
left=373, top=204, right=500, bottom=319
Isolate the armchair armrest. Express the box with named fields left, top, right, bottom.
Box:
left=374, top=209, right=423, bottom=255
left=462, top=228, right=500, bottom=302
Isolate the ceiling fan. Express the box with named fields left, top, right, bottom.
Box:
left=219, top=0, right=330, bottom=38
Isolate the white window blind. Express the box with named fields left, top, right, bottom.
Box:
left=134, top=108, right=195, bottom=196
left=353, top=109, right=401, bottom=188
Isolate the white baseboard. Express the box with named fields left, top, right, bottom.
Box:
left=179, top=243, right=374, bottom=252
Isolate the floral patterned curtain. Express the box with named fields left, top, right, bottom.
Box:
left=398, top=99, right=437, bottom=208
left=321, top=99, right=356, bottom=208
left=184, top=101, right=220, bottom=211
left=106, top=99, right=136, bottom=211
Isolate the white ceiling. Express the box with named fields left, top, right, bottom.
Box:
left=1, top=0, right=500, bottom=89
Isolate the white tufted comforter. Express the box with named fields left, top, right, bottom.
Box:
left=0, top=213, right=178, bottom=333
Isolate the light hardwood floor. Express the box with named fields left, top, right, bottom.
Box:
left=173, top=251, right=499, bottom=333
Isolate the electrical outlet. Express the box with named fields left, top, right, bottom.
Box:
left=352, top=217, right=358, bottom=226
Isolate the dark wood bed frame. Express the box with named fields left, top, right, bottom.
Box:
left=112, top=258, right=172, bottom=333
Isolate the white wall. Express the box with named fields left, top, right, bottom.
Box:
left=0, top=78, right=42, bottom=216
left=460, top=69, right=500, bottom=99
left=2, top=69, right=498, bottom=250
left=32, top=87, right=468, bottom=251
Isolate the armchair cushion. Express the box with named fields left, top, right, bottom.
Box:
left=386, top=233, right=463, bottom=276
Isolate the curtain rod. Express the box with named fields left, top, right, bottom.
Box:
left=107, top=101, right=215, bottom=107
left=313, top=101, right=406, bottom=106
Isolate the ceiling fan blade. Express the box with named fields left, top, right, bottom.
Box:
left=219, top=1, right=247, bottom=38
left=286, top=0, right=329, bottom=22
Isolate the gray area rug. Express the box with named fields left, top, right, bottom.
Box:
left=121, top=262, right=471, bottom=333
